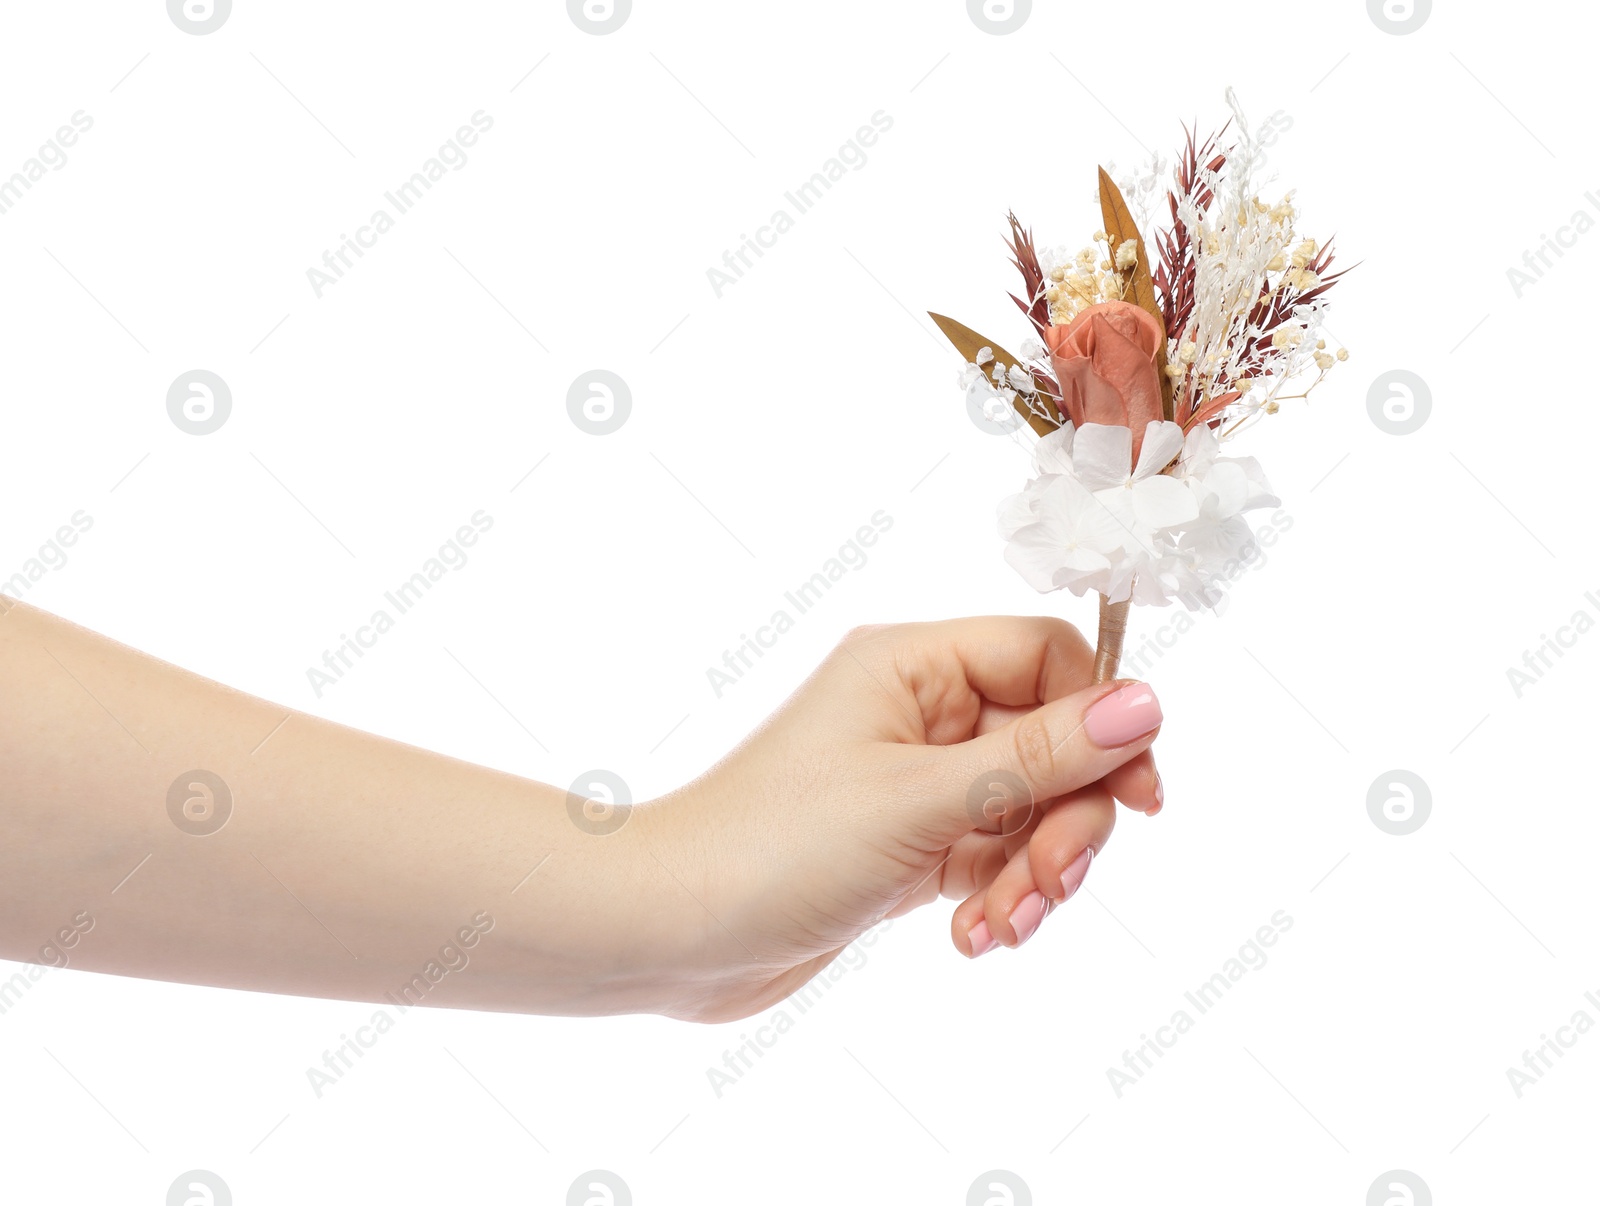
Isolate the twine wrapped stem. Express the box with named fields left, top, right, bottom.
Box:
left=1091, top=592, right=1131, bottom=684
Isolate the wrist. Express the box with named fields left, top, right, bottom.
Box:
left=513, top=790, right=726, bottom=1019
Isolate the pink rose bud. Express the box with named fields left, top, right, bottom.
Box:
left=1045, top=301, right=1165, bottom=463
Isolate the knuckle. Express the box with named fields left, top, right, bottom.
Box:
left=1010, top=713, right=1060, bottom=792
left=1032, top=614, right=1092, bottom=669
left=1044, top=616, right=1093, bottom=660
left=840, top=622, right=892, bottom=649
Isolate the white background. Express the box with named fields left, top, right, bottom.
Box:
left=0, top=0, right=1589, bottom=1202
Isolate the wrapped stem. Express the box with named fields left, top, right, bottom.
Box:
left=1092, top=592, right=1131, bottom=684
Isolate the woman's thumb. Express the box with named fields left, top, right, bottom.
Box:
left=925, top=681, right=1164, bottom=836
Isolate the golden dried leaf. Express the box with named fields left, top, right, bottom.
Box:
left=928, top=311, right=1061, bottom=436
left=1097, top=167, right=1174, bottom=422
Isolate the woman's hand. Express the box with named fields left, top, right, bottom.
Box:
left=641, top=616, right=1163, bottom=1023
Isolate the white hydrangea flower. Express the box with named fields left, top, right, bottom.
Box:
left=1002, top=474, right=1125, bottom=595
left=998, top=420, right=1278, bottom=610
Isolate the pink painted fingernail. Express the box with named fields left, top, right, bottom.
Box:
left=1084, top=683, right=1163, bottom=748
left=967, top=919, right=997, bottom=957
left=1060, top=846, right=1093, bottom=902
left=1009, top=890, right=1048, bottom=946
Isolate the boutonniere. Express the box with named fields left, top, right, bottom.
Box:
left=933, top=91, right=1351, bottom=681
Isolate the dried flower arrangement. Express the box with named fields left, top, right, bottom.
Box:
left=932, top=91, right=1351, bottom=681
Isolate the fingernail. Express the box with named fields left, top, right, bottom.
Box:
left=1009, top=890, right=1048, bottom=946
left=1084, top=682, right=1163, bottom=748
left=1059, top=846, right=1093, bottom=901
left=1148, top=773, right=1164, bottom=815
left=966, top=919, right=997, bottom=957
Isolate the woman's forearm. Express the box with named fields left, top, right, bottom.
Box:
left=0, top=599, right=705, bottom=1016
